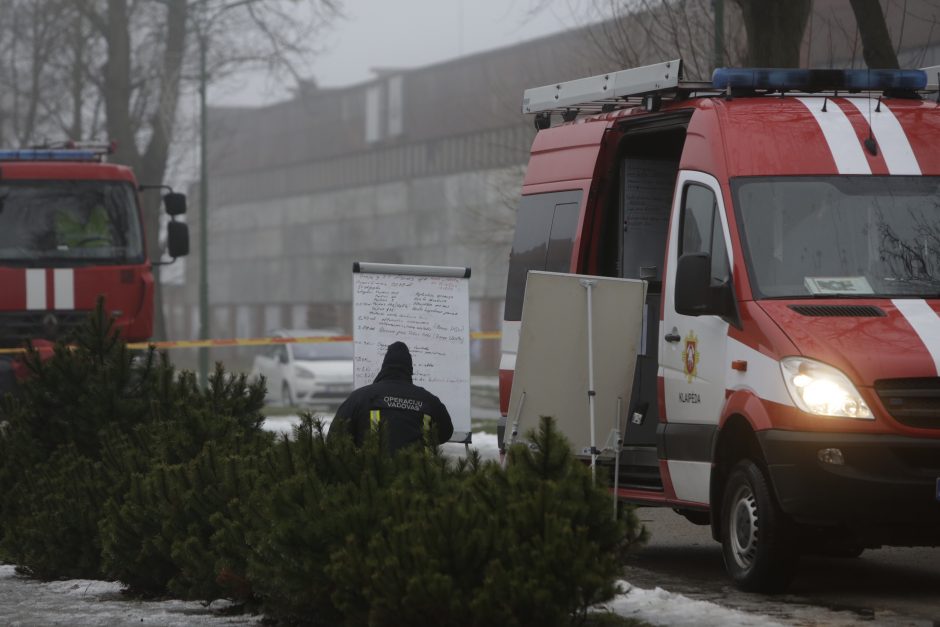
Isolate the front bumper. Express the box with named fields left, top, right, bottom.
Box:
left=758, top=430, right=940, bottom=544
left=293, top=381, right=353, bottom=406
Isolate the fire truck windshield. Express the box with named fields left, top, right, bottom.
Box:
left=733, top=175, right=940, bottom=299
left=0, top=180, right=144, bottom=265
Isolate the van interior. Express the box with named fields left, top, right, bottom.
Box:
left=596, top=114, right=690, bottom=493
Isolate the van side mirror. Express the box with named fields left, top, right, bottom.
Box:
left=166, top=221, right=189, bottom=258
left=675, top=252, right=739, bottom=325
left=164, top=192, right=187, bottom=216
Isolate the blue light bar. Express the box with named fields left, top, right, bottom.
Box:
left=0, top=149, right=101, bottom=162
left=712, top=68, right=927, bottom=92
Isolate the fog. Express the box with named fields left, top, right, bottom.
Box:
left=211, top=0, right=575, bottom=106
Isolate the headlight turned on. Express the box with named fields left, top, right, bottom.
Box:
left=780, top=357, right=872, bottom=419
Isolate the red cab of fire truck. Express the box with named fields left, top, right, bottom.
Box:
left=499, top=60, right=940, bottom=591
left=0, top=144, right=189, bottom=391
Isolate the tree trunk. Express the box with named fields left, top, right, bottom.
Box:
left=103, top=0, right=188, bottom=341
left=849, top=0, right=899, bottom=69
left=69, top=11, right=85, bottom=140
left=138, top=0, right=189, bottom=341
left=104, top=0, right=139, bottom=170
left=733, top=0, right=812, bottom=67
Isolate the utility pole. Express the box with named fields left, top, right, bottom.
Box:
left=713, top=0, right=725, bottom=70
left=198, top=24, right=210, bottom=388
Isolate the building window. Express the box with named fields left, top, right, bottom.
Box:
left=387, top=75, right=403, bottom=137
left=365, top=85, right=382, bottom=143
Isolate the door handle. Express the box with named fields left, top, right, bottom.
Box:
left=664, top=332, right=681, bottom=343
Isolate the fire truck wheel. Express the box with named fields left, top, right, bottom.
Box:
left=720, top=459, right=798, bottom=593
left=281, top=382, right=294, bottom=407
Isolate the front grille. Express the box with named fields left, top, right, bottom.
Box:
left=874, top=378, right=940, bottom=429
left=0, top=310, right=90, bottom=347
left=789, top=304, right=886, bottom=317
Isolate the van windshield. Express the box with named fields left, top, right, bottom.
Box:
left=733, top=176, right=940, bottom=298
left=0, top=180, right=145, bottom=265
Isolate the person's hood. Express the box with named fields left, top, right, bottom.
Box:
left=759, top=299, right=940, bottom=386
left=374, top=341, right=413, bottom=383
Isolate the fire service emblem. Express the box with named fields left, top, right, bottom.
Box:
left=683, top=331, right=699, bottom=383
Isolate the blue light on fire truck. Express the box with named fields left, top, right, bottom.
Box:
left=711, top=68, right=927, bottom=92
left=0, top=149, right=100, bottom=161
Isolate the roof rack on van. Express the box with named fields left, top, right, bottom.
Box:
left=521, top=59, right=713, bottom=118
left=524, top=59, right=937, bottom=122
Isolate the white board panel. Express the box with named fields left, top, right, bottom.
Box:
left=506, top=271, right=646, bottom=459
left=353, top=263, right=471, bottom=442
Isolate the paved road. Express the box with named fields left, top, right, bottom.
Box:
left=624, top=507, right=940, bottom=626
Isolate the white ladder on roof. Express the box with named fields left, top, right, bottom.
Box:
left=521, top=59, right=710, bottom=116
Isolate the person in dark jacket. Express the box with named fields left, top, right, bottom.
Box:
left=328, top=341, right=454, bottom=453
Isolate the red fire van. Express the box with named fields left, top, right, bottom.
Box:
left=500, top=60, right=940, bottom=591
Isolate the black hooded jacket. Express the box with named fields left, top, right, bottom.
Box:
left=329, top=342, right=454, bottom=453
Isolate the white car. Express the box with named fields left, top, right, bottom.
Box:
left=250, top=329, right=354, bottom=407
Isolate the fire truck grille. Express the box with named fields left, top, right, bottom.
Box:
left=0, top=310, right=91, bottom=347
left=874, top=378, right=940, bottom=429
left=788, top=304, right=886, bottom=317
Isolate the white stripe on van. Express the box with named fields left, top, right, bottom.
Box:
left=892, top=299, right=940, bottom=375
left=26, top=269, right=46, bottom=310
left=845, top=98, right=921, bottom=175
left=727, top=337, right=794, bottom=407
left=796, top=97, right=871, bottom=174
left=53, top=268, right=75, bottom=310
left=499, top=320, right=520, bottom=372
left=666, top=460, right=710, bottom=504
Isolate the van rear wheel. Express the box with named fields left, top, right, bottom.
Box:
left=720, top=459, right=798, bottom=592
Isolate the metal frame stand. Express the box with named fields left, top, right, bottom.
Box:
left=612, top=397, right=624, bottom=519
left=580, top=279, right=599, bottom=483
left=501, top=391, right=525, bottom=469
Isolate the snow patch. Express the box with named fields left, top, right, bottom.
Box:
left=598, top=581, right=786, bottom=627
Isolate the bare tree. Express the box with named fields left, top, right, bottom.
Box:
left=849, top=0, right=900, bottom=68
left=731, top=0, right=812, bottom=67
left=526, top=1, right=743, bottom=78
left=536, top=0, right=927, bottom=73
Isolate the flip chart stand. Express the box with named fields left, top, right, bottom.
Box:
left=502, top=391, right=525, bottom=469
left=611, top=396, right=624, bottom=519
left=580, top=278, right=599, bottom=483
left=352, top=261, right=472, bottom=443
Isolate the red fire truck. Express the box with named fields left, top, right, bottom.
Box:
left=0, top=144, right=188, bottom=392
left=500, top=60, right=940, bottom=590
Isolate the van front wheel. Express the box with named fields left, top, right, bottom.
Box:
left=720, top=459, right=798, bottom=592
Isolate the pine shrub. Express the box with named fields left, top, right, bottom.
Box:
left=0, top=300, right=647, bottom=625
left=98, top=364, right=272, bottom=598
left=249, top=416, right=646, bottom=626
left=245, top=416, right=387, bottom=625
left=0, top=300, right=273, bottom=592
left=0, top=303, right=161, bottom=577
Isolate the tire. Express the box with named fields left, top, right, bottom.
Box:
left=720, top=459, right=798, bottom=593
left=281, top=382, right=294, bottom=407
